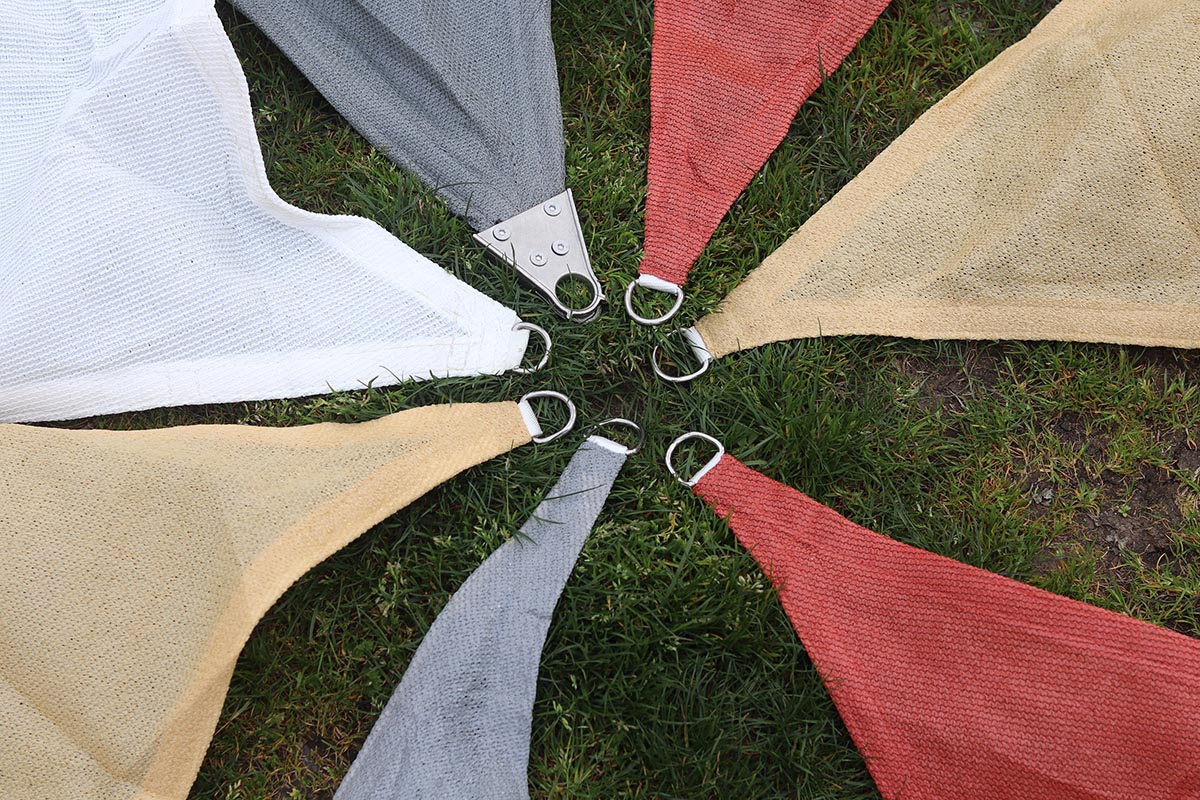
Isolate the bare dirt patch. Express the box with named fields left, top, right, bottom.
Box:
left=271, top=736, right=341, bottom=799
left=1173, top=436, right=1200, bottom=478
left=1076, top=464, right=1181, bottom=570
left=1024, top=415, right=1196, bottom=585
left=893, top=345, right=999, bottom=413
left=1128, top=347, right=1200, bottom=394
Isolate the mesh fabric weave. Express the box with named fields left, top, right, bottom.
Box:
left=231, top=0, right=565, bottom=231
left=334, top=436, right=627, bottom=800
left=0, top=0, right=528, bottom=423
left=696, top=0, right=1200, bottom=357
left=693, top=455, right=1200, bottom=800
left=641, top=0, right=890, bottom=287
left=0, top=401, right=532, bottom=800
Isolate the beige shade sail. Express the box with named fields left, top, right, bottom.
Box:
left=0, top=401, right=534, bottom=800
left=692, top=0, right=1200, bottom=364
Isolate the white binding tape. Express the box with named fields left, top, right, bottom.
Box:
left=636, top=274, right=680, bottom=293
left=518, top=399, right=543, bottom=439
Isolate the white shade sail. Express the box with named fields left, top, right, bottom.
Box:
left=0, top=0, right=531, bottom=423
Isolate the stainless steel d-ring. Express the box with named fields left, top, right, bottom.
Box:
left=588, top=417, right=645, bottom=455
left=518, top=390, right=577, bottom=444
left=511, top=322, right=551, bottom=374
left=624, top=275, right=685, bottom=326
left=652, top=326, right=712, bottom=383
left=664, top=431, right=725, bottom=486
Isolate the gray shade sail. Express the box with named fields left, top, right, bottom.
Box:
left=232, top=0, right=565, bottom=232
left=333, top=436, right=627, bottom=800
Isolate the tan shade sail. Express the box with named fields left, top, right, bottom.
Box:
left=695, top=0, right=1200, bottom=361
left=0, top=401, right=532, bottom=800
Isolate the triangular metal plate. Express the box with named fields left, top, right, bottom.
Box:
left=474, top=189, right=604, bottom=322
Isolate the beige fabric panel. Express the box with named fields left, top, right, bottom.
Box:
left=696, top=0, right=1200, bottom=359
left=0, top=402, right=531, bottom=800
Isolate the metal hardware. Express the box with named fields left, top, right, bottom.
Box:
left=518, top=390, right=577, bottom=444
left=511, top=322, right=551, bottom=374
left=665, top=432, right=725, bottom=486
left=624, top=274, right=685, bottom=325
left=589, top=418, right=645, bottom=455
left=475, top=189, right=604, bottom=322
left=652, top=326, right=712, bottom=383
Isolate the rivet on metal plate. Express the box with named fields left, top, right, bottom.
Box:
left=474, top=189, right=605, bottom=322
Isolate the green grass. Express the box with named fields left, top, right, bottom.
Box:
left=108, top=0, right=1199, bottom=796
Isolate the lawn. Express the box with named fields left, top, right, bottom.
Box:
left=94, top=0, right=1200, bottom=797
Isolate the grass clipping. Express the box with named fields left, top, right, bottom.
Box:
left=0, top=402, right=531, bottom=800
left=697, top=0, right=1200, bottom=357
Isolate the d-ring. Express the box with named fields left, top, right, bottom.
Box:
left=588, top=417, right=645, bottom=455
left=664, top=432, right=725, bottom=486
left=624, top=275, right=685, bottom=326
left=652, top=326, right=712, bottom=383
left=511, top=322, right=551, bottom=374
left=518, top=390, right=577, bottom=444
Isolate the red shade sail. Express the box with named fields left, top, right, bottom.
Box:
left=634, top=0, right=890, bottom=317
left=692, top=454, right=1200, bottom=800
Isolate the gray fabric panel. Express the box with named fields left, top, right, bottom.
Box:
left=231, top=0, right=566, bottom=230
left=333, top=437, right=626, bottom=800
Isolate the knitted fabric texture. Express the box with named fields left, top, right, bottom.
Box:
left=0, top=0, right=528, bottom=424
left=0, top=401, right=533, bottom=800
left=696, top=0, right=1200, bottom=357
left=334, top=436, right=627, bottom=800
left=232, top=0, right=564, bottom=231
left=641, top=0, right=890, bottom=287
left=693, top=455, right=1200, bottom=800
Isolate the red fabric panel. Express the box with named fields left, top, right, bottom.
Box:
left=641, top=0, right=891, bottom=286
left=693, top=455, right=1200, bottom=800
